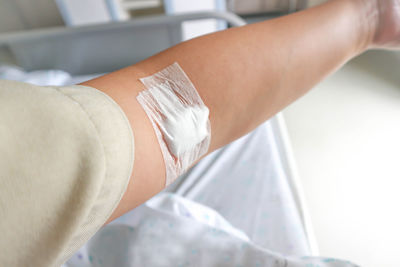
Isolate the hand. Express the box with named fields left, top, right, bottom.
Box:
left=365, top=0, right=400, bottom=49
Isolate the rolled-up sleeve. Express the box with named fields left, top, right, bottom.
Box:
left=0, top=80, right=134, bottom=266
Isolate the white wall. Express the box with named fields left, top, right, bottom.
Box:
left=283, top=50, right=400, bottom=267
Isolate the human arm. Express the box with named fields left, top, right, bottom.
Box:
left=80, top=0, right=400, bottom=224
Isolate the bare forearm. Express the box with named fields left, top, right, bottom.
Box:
left=89, top=0, right=369, bottom=151
left=83, top=0, right=377, bottom=223
left=160, top=0, right=369, bottom=149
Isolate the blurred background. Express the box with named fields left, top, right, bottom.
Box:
left=0, top=0, right=315, bottom=32
left=1, top=1, right=399, bottom=267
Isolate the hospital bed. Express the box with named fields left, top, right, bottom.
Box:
left=0, top=11, right=318, bottom=263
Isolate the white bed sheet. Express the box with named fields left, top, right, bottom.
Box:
left=64, top=193, right=357, bottom=267
left=167, top=121, right=311, bottom=256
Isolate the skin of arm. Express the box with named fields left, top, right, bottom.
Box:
left=80, top=0, right=395, bottom=224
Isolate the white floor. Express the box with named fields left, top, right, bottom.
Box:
left=283, top=50, right=400, bottom=267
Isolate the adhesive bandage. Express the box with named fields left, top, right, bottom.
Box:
left=137, top=62, right=211, bottom=186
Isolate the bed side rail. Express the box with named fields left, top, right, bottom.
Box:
left=0, top=11, right=245, bottom=75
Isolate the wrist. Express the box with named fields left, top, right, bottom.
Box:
left=351, top=0, right=379, bottom=52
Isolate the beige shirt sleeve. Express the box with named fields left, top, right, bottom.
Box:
left=0, top=80, right=135, bottom=266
